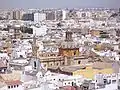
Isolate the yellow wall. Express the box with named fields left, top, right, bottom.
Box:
left=91, top=30, right=100, bottom=37
left=73, top=66, right=113, bottom=79
left=63, top=49, right=79, bottom=57
left=94, top=44, right=102, bottom=51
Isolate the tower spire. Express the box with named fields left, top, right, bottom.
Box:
left=32, top=34, right=38, bottom=57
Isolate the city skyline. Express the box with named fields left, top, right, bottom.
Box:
left=1, top=0, right=120, bottom=9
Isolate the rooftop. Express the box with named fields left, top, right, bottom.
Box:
left=5, top=80, right=22, bottom=86
left=0, top=61, right=7, bottom=68
left=0, top=71, right=21, bottom=81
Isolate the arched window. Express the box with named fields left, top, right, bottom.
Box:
left=74, top=51, right=76, bottom=55
left=78, top=61, right=81, bottom=64
left=57, top=63, right=59, bottom=66
left=8, top=86, right=10, bottom=89
left=72, top=82, right=74, bottom=86
left=62, top=62, right=65, bottom=65
left=20, top=55, right=23, bottom=58
left=34, top=61, right=37, bottom=69
left=14, top=85, right=16, bottom=88
left=51, top=64, right=52, bottom=66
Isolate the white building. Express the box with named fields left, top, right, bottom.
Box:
left=0, top=80, right=23, bottom=90
left=30, top=25, right=47, bottom=36
left=94, top=73, right=120, bottom=90
left=62, top=10, right=67, bottom=20
left=76, top=11, right=91, bottom=19
left=34, top=13, right=46, bottom=22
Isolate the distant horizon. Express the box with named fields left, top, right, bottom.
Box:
left=0, top=0, right=120, bottom=9
left=0, top=7, right=119, bottom=11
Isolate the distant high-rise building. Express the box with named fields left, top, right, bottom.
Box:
left=8, top=10, right=23, bottom=20
left=55, top=10, right=63, bottom=21
left=13, top=11, right=16, bottom=20
left=34, top=13, right=46, bottom=22
left=62, top=10, right=67, bottom=20
left=46, top=11, right=55, bottom=20
left=22, top=13, right=34, bottom=21
left=7, top=11, right=13, bottom=20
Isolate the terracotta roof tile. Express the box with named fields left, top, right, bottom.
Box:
left=0, top=61, right=7, bottom=68
left=5, top=80, right=22, bottom=86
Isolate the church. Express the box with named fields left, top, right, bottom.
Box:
left=37, top=30, right=89, bottom=69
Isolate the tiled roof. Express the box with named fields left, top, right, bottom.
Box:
left=0, top=61, right=7, bottom=68
left=92, top=62, right=112, bottom=69
left=5, top=80, right=22, bottom=86
left=0, top=71, right=21, bottom=81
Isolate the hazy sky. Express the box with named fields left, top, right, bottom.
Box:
left=1, top=0, right=120, bottom=9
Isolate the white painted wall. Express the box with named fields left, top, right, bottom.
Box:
left=1, top=85, right=23, bottom=90
left=62, top=10, right=67, bottom=20
left=34, top=13, right=46, bottom=22
left=31, top=25, right=47, bottom=36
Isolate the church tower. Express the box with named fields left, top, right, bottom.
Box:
left=65, top=31, right=73, bottom=42
left=59, top=30, right=79, bottom=57
left=59, top=30, right=79, bottom=66
left=32, top=36, right=39, bottom=57
left=31, top=35, right=40, bottom=70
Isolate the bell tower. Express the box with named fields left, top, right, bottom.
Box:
left=65, top=31, right=73, bottom=42
left=59, top=30, right=79, bottom=58
left=31, top=36, right=40, bottom=71
left=32, top=36, right=39, bottom=57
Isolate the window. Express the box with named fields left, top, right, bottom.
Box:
left=34, top=61, right=37, bottom=69
left=17, top=85, right=19, bottom=87
left=11, top=85, right=13, bottom=88
left=68, top=82, right=70, bottom=84
left=107, top=80, right=111, bottom=84
left=20, top=55, right=23, bottom=58
left=82, top=13, right=86, bottom=17
left=112, top=80, right=116, bottom=83
left=118, top=52, right=120, bottom=55
left=8, top=86, right=10, bottom=89
left=72, top=82, right=74, bottom=86
left=62, top=62, right=64, bottom=65
left=51, top=64, right=52, bottom=66
left=74, top=51, right=76, bottom=55
left=78, top=61, right=81, bottom=64
left=57, top=63, right=59, bottom=66
left=14, top=85, right=16, bottom=88
left=104, top=79, right=107, bottom=84
left=44, top=64, right=46, bottom=67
